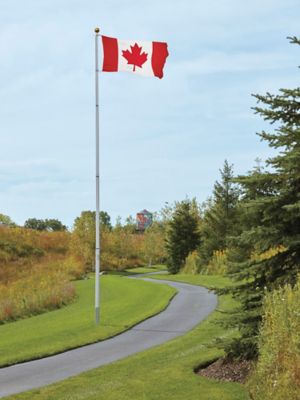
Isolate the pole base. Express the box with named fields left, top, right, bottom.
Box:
left=95, top=307, right=100, bottom=325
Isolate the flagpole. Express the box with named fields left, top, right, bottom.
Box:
left=94, top=27, right=100, bottom=325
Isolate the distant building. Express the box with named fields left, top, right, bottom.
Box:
left=136, top=209, right=153, bottom=231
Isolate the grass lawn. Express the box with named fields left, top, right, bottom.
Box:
left=125, top=265, right=167, bottom=274
left=5, top=274, right=249, bottom=400
left=0, top=275, right=176, bottom=367
left=107, top=265, right=167, bottom=276
left=150, top=273, right=235, bottom=289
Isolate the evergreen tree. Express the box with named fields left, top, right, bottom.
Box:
left=199, top=160, right=240, bottom=265
left=165, top=199, right=200, bottom=274
left=226, top=37, right=300, bottom=359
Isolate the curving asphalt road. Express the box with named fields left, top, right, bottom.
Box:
left=0, top=276, right=217, bottom=398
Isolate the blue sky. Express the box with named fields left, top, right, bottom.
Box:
left=0, top=0, right=299, bottom=227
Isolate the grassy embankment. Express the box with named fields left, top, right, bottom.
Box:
left=5, top=273, right=249, bottom=400
left=0, top=274, right=176, bottom=367
left=0, top=227, right=79, bottom=322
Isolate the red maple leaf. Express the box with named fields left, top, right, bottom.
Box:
left=122, top=43, right=148, bottom=72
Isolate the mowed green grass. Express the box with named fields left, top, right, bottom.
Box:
left=125, top=265, right=166, bottom=274
left=108, top=265, right=167, bottom=276
left=5, top=274, right=249, bottom=400
left=150, top=273, right=235, bottom=289
left=0, top=275, right=176, bottom=367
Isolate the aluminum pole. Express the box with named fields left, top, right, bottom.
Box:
left=94, top=27, right=100, bottom=325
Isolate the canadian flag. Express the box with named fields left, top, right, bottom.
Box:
left=101, top=36, right=169, bottom=79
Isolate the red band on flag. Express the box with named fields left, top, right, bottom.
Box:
left=152, top=42, right=169, bottom=79
left=102, top=36, right=118, bottom=72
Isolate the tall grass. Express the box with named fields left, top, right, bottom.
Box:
left=0, top=268, right=76, bottom=322
left=205, top=250, right=228, bottom=274
left=247, top=278, right=300, bottom=400
left=188, top=246, right=286, bottom=277
left=0, top=226, right=70, bottom=283
left=0, top=226, right=82, bottom=323
left=182, top=251, right=199, bottom=274
left=184, top=250, right=228, bottom=275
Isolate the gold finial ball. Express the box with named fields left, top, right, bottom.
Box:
left=95, top=27, right=100, bottom=33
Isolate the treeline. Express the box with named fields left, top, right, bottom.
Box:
left=71, top=211, right=166, bottom=270
left=0, top=214, right=67, bottom=231
left=163, top=36, right=300, bottom=399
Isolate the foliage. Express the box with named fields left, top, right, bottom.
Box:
left=0, top=209, right=166, bottom=324
left=0, top=226, right=70, bottom=283
left=72, top=210, right=165, bottom=271
left=0, top=267, right=76, bottom=322
left=198, top=160, right=240, bottom=266
left=71, top=211, right=96, bottom=268
left=203, top=250, right=228, bottom=275
left=247, top=278, right=300, bottom=400
left=142, top=222, right=166, bottom=266
left=100, top=211, right=112, bottom=230
left=0, top=225, right=81, bottom=322
left=0, top=213, right=16, bottom=227
left=24, top=218, right=67, bottom=231
left=123, top=215, right=136, bottom=233
left=165, top=199, right=200, bottom=274
left=182, top=251, right=200, bottom=274
left=71, top=210, right=122, bottom=270
left=101, top=228, right=144, bottom=270
left=227, top=37, right=300, bottom=359
left=159, top=201, right=175, bottom=222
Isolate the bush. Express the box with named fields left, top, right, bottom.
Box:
left=182, top=251, right=199, bottom=274
left=247, top=279, right=300, bottom=400
left=198, top=250, right=228, bottom=275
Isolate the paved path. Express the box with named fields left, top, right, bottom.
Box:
left=0, top=276, right=217, bottom=398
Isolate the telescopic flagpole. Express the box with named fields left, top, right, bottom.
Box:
left=94, top=27, right=100, bottom=325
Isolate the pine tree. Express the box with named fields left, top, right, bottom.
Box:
left=226, top=37, right=300, bottom=359
left=166, top=199, right=200, bottom=274
left=199, top=160, right=240, bottom=265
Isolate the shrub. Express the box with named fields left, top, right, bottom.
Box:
left=247, top=279, right=300, bottom=400
left=198, top=250, right=228, bottom=275
left=182, top=251, right=199, bottom=274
